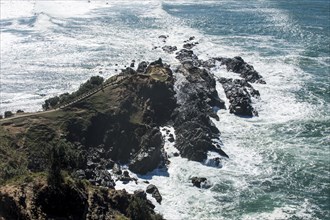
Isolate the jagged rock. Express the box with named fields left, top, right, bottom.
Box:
left=134, top=189, right=147, bottom=200
left=219, top=77, right=259, bottom=116
left=120, top=67, right=137, bottom=75
left=136, top=61, right=149, bottom=73
left=183, top=42, right=198, bottom=49
left=217, top=56, right=266, bottom=83
left=104, top=160, right=114, bottom=170
left=146, top=184, right=162, bottom=204
left=191, top=177, right=207, bottom=188
left=162, top=45, right=177, bottom=53
left=184, top=36, right=195, bottom=42
left=129, top=128, right=164, bottom=174
left=113, top=163, right=122, bottom=175
left=175, top=49, right=200, bottom=67
left=173, top=49, right=227, bottom=162
left=168, top=134, right=175, bottom=143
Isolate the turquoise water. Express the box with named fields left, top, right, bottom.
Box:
left=0, top=0, right=329, bottom=219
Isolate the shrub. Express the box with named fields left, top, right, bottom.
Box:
left=47, top=143, right=65, bottom=187
left=43, top=96, right=60, bottom=110
left=4, top=111, right=13, bottom=118
left=42, top=76, right=104, bottom=110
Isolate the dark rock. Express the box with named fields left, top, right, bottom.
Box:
left=172, top=49, right=227, bottom=162
left=146, top=184, right=162, bottom=204
left=183, top=43, right=197, bottom=50
left=219, top=77, right=259, bottom=116
left=129, top=128, right=164, bottom=174
left=4, top=111, right=13, bottom=118
left=134, top=189, right=147, bottom=200
left=123, top=170, right=130, bottom=177
left=168, top=134, right=175, bottom=143
left=173, top=152, right=179, bottom=157
left=120, top=67, right=136, bottom=75
left=136, top=61, right=149, bottom=73
left=16, top=110, right=24, bottom=113
left=146, top=184, right=157, bottom=194
left=162, top=45, right=177, bottom=53
left=158, top=35, right=168, bottom=39
left=104, top=160, right=114, bottom=170
left=216, top=56, right=266, bottom=83
left=175, top=49, right=200, bottom=67
left=113, top=163, right=122, bottom=175
left=191, top=177, right=207, bottom=188
left=87, top=160, right=97, bottom=169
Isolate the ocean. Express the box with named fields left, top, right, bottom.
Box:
left=0, top=0, right=329, bottom=219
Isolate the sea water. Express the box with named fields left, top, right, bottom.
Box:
left=1, top=0, right=329, bottom=219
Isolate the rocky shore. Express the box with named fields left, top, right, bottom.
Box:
left=0, top=37, right=265, bottom=219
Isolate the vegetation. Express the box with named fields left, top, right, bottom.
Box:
left=0, top=126, right=28, bottom=184
left=43, top=76, right=104, bottom=110
left=127, top=197, right=164, bottom=220
left=4, top=111, right=13, bottom=118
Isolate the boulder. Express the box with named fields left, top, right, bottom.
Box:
left=4, top=111, right=13, bottom=118
left=191, top=177, right=207, bottom=188
left=162, top=45, right=177, bottom=53
left=146, top=184, right=162, bottom=204
left=168, top=134, right=175, bottom=143
left=183, top=43, right=198, bottom=49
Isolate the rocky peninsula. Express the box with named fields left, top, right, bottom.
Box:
left=0, top=38, right=265, bottom=219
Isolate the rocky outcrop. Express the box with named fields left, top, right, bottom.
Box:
left=146, top=184, right=162, bottom=204
left=183, top=42, right=198, bottom=49
left=173, top=49, right=227, bottom=162
left=191, top=177, right=207, bottom=188
left=64, top=59, right=177, bottom=176
left=219, top=77, right=260, bottom=117
left=216, top=56, right=266, bottom=83
left=162, top=45, right=177, bottom=53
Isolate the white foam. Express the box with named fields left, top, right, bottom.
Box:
left=242, top=199, right=319, bottom=220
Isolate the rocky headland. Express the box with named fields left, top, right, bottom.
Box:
left=0, top=37, right=265, bottom=219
